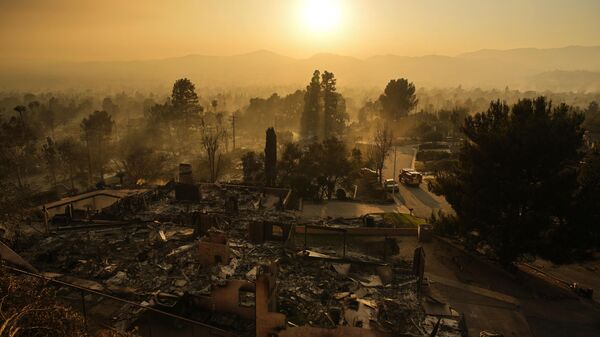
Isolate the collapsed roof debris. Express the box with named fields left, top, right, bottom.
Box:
left=4, top=183, right=465, bottom=337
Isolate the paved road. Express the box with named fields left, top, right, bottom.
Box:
left=393, top=236, right=600, bottom=337
left=300, top=145, right=453, bottom=220
left=383, top=145, right=453, bottom=219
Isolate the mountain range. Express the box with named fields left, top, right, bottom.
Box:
left=2, top=46, right=600, bottom=91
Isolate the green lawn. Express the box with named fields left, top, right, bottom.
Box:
left=373, top=212, right=427, bottom=228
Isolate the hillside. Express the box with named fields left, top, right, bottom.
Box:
left=2, top=46, right=600, bottom=91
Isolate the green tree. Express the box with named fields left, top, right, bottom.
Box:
left=27, top=101, right=41, bottom=119
left=298, top=142, right=325, bottom=199
left=349, top=147, right=364, bottom=182
left=321, top=71, right=347, bottom=138
left=583, top=100, right=600, bottom=133
left=171, top=78, right=202, bottom=121
left=171, top=78, right=203, bottom=146
left=379, top=78, right=418, bottom=121
left=242, top=151, right=264, bottom=184
left=241, top=90, right=305, bottom=134
left=81, top=110, right=114, bottom=184
left=145, top=101, right=172, bottom=151
left=278, top=138, right=352, bottom=200
left=39, top=106, right=56, bottom=139
left=278, top=142, right=302, bottom=187
left=430, top=97, right=585, bottom=265
left=114, top=130, right=168, bottom=184
left=301, top=70, right=321, bottom=142
left=0, top=111, right=37, bottom=188
left=358, top=100, right=381, bottom=125
left=57, top=137, right=83, bottom=191
left=319, top=137, right=351, bottom=199
left=439, top=106, right=469, bottom=137
left=265, top=127, right=277, bottom=186
left=13, top=105, right=27, bottom=120
left=555, top=150, right=600, bottom=259
left=102, top=97, right=120, bottom=118
left=278, top=142, right=318, bottom=199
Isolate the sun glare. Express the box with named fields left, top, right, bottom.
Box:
left=300, top=0, right=343, bottom=34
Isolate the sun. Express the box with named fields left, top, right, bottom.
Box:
left=300, top=0, right=343, bottom=34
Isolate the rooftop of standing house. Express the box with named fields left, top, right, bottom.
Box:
left=4, top=182, right=463, bottom=337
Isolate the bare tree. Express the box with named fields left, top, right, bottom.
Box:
left=200, top=124, right=226, bottom=182
left=372, top=124, right=393, bottom=183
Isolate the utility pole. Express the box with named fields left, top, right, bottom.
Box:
left=230, top=111, right=236, bottom=150
left=393, top=145, right=397, bottom=179
left=392, top=145, right=397, bottom=197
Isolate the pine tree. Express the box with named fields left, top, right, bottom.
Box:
left=301, top=70, right=321, bottom=142
left=321, top=71, right=337, bottom=139
left=171, top=78, right=201, bottom=121
left=171, top=78, right=203, bottom=147
left=430, top=97, right=585, bottom=264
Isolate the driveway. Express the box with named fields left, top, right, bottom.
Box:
left=300, top=200, right=409, bottom=219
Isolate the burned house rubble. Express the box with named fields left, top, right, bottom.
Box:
left=3, top=181, right=465, bottom=337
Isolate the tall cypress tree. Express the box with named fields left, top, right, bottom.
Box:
left=265, top=127, right=277, bottom=186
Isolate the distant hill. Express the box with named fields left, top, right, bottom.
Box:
left=459, top=46, right=600, bottom=71
left=1, top=46, right=600, bottom=91
left=530, top=70, right=600, bottom=92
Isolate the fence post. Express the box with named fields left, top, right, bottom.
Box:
left=304, top=224, right=308, bottom=249
left=383, top=236, right=388, bottom=261
left=80, top=290, right=88, bottom=332
left=342, top=231, right=347, bottom=258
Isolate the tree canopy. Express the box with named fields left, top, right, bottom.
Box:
left=379, top=78, right=418, bottom=121
left=278, top=137, right=352, bottom=200
left=171, top=78, right=202, bottom=121
left=430, top=97, right=585, bottom=264
left=300, top=70, right=348, bottom=142
left=301, top=70, right=322, bottom=141
left=80, top=110, right=114, bottom=183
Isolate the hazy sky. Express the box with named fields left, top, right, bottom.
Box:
left=1, top=0, right=599, bottom=61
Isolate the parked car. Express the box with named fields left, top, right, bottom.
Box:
left=383, top=178, right=399, bottom=192
left=360, top=167, right=378, bottom=176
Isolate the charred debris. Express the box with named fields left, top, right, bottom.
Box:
left=3, top=169, right=465, bottom=337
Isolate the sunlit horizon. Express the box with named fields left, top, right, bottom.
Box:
left=1, top=0, right=600, bottom=62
